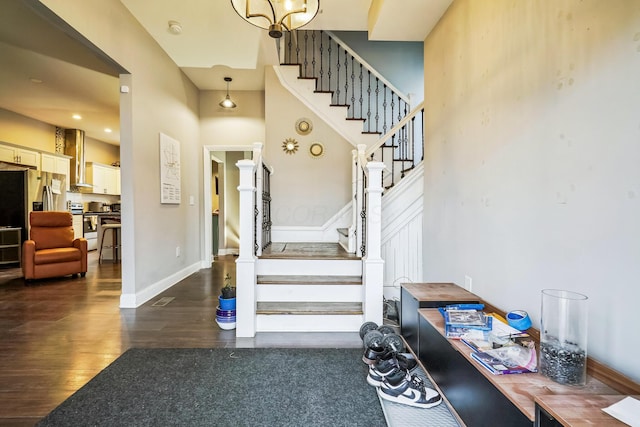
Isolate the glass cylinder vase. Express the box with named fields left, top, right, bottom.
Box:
left=539, top=289, right=588, bottom=385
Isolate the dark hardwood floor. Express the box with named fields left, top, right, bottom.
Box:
left=0, top=250, right=361, bottom=426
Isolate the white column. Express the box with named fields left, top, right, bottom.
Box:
left=363, top=161, right=385, bottom=325
left=236, top=159, right=257, bottom=337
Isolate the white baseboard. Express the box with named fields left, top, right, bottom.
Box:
left=119, top=261, right=201, bottom=308
left=272, top=202, right=352, bottom=242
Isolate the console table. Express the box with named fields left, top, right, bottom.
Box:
left=401, top=282, right=480, bottom=356
left=418, top=309, right=622, bottom=426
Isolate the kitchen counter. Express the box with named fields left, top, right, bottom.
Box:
left=84, top=212, right=121, bottom=216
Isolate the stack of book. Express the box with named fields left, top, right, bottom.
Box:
left=441, top=304, right=492, bottom=339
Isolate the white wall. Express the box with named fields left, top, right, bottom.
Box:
left=41, top=0, right=202, bottom=306
left=265, top=67, right=352, bottom=227
left=422, top=0, right=640, bottom=382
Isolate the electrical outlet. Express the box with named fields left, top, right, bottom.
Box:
left=176, top=246, right=181, bottom=257
left=464, top=275, right=473, bottom=292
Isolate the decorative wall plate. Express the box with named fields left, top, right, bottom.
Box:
left=282, top=138, right=299, bottom=155
left=309, top=142, right=324, bottom=158
left=295, top=118, right=313, bottom=135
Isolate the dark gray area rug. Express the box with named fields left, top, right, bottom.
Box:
left=38, top=348, right=386, bottom=427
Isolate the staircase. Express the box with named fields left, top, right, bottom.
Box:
left=255, top=243, right=364, bottom=331
left=234, top=31, right=424, bottom=337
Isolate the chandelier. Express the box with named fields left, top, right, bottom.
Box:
left=230, top=0, right=320, bottom=38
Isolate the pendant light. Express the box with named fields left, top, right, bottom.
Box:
left=219, top=77, right=236, bottom=109
left=230, top=0, right=320, bottom=39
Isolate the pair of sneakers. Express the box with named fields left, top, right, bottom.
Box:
left=367, top=353, right=442, bottom=409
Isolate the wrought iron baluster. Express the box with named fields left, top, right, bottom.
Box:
left=327, top=35, right=332, bottom=98
left=343, top=51, right=349, bottom=108
left=304, top=31, right=309, bottom=77
left=366, top=71, right=372, bottom=132
left=350, top=56, right=356, bottom=119
left=318, top=31, right=324, bottom=91
left=335, top=42, right=340, bottom=103
left=311, top=31, right=316, bottom=83
left=374, top=78, right=379, bottom=134
left=358, top=64, right=363, bottom=120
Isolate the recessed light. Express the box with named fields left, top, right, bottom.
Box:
left=72, top=114, right=82, bottom=120
left=104, top=128, right=112, bottom=133
left=29, top=78, right=43, bottom=84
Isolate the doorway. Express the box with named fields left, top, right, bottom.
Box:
left=202, top=146, right=253, bottom=265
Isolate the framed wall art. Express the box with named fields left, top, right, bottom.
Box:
left=160, top=132, right=181, bottom=204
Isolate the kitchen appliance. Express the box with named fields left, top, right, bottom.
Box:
left=110, top=203, right=121, bottom=212
left=88, top=201, right=104, bottom=213
left=67, top=202, right=84, bottom=215
left=67, top=202, right=84, bottom=239
left=83, top=214, right=98, bottom=251
left=0, top=167, right=66, bottom=243
left=63, top=129, right=92, bottom=188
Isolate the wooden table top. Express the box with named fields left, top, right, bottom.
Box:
left=419, top=309, right=620, bottom=422
left=401, top=282, right=480, bottom=302
left=535, top=394, right=639, bottom=426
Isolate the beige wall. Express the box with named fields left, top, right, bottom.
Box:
left=264, top=67, right=352, bottom=226
left=200, top=89, right=265, bottom=147
left=0, top=108, right=56, bottom=152
left=84, top=135, right=119, bottom=166
left=41, top=0, right=201, bottom=303
left=422, top=0, right=640, bottom=381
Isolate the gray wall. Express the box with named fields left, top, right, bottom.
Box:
left=42, top=0, right=201, bottom=303
left=422, top=0, right=640, bottom=382
left=333, top=31, right=424, bottom=104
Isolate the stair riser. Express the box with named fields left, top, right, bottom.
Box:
left=257, top=314, right=364, bottom=332
left=256, top=259, right=362, bottom=276
left=257, top=284, right=363, bottom=302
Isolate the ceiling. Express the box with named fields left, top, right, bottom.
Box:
left=0, top=0, right=451, bottom=147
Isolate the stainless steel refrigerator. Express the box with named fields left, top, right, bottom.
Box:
left=0, top=167, right=66, bottom=244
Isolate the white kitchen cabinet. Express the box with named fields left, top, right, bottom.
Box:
left=0, top=143, right=40, bottom=167
left=86, top=162, right=120, bottom=195
left=41, top=153, right=70, bottom=174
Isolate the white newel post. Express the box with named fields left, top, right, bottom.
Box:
left=236, top=159, right=257, bottom=337
left=363, top=162, right=385, bottom=324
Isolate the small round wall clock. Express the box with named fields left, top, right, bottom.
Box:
left=295, top=118, right=313, bottom=135
left=309, top=142, right=324, bottom=158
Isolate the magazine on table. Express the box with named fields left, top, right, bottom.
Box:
left=463, top=315, right=538, bottom=375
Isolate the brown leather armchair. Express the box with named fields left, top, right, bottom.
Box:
left=22, top=211, right=88, bottom=280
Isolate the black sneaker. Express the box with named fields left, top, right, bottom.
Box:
left=378, top=372, right=442, bottom=409
left=367, top=354, right=418, bottom=387
left=362, top=345, right=385, bottom=365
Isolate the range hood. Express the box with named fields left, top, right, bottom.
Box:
left=63, top=129, right=92, bottom=188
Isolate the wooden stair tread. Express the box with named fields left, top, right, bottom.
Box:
left=257, top=275, right=362, bottom=285
left=257, top=301, right=363, bottom=315
left=259, top=242, right=359, bottom=260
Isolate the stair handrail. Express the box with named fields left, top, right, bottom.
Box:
left=324, top=31, right=411, bottom=106
left=366, top=101, right=425, bottom=157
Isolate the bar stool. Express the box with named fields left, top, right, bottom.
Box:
left=99, top=223, right=121, bottom=263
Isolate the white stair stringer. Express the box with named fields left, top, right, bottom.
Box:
left=254, top=257, right=364, bottom=332
left=380, top=162, right=424, bottom=302
left=275, top=65, right=380, bottom=149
